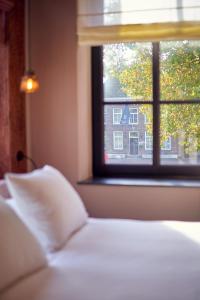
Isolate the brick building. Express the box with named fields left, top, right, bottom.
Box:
left=104, top=98, right=179, bottom=164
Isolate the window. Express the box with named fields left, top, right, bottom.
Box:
left=129, top=108, right=138, bottom=124
left=144, top=134, right=172, bottom=154
left=92, top=40, right=200, bottom=178
left=161, top=137, right=171, bottom=151
left=129, top=132, right=138, bottom=138
left=113, top=108, right=122, bottom=125
left=113, top=131, right=123, bottom=150
left=145, top=132, right=153, bottom=151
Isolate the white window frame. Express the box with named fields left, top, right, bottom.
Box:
left=129, top=131, right=139, bottom=139
left=129, top=108, right=138, bottom=124
left=113, top=131, right=123, bottom=150
left=113, top=108, right=122, bottom=125
left=145, top=132, right=153, bottom=150
left=161, top=137, right=172, bottom=150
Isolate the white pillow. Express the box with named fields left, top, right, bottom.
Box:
left=5, top=165, right=88, bottom=252
left=0, top=179, right=11, bottom=199
left=0, top=200, right=47, bottom=292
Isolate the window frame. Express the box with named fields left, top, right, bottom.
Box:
left=129, top=107, right=138, bottom=125
left=129, top=131, right=139, bottom=138
left=113, top=107, right=122, bottom=125
left=113, top=131, right=123, bottom=150
left=92, top=44, right=200, bottom=178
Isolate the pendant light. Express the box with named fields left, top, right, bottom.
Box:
left=20, top=0, right=39, bottom=93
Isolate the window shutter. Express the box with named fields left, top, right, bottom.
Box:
left=78, top=0, right=200, bottom=45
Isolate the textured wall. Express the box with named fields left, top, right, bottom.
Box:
left=0, top=0, right=26, bottom=177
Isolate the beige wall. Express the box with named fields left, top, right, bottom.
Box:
left=27, top=0, right=200, bottom=221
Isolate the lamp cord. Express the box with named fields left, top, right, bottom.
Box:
left=16, top=151, right=38, bottom=170
left=23, top=154, right=38, bottom=169
left=26, top=0, right=31, bottom=70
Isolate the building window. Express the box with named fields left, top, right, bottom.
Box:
left=113, top=131, right=123, bottom=150
left=92, top=40, right=200, bottom=178
left=145, top=132, right=153, bottom=151
left=113, top=108, right=122, bottom=124
left=129, top=108, right=138, bottom=124
left=161, top=137, right=171, bottom=151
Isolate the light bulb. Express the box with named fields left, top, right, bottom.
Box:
left=20, top=70, right=39, bottom=93
left=27, top=78, right=33, bottom=90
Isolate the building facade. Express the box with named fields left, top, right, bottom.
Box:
left=104, top=99, right=179, bottom=164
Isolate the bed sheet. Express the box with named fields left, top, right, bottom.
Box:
left=1, top=218, right=200, bottom=300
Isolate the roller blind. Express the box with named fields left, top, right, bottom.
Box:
left=77, top=0, right=200, bottom=45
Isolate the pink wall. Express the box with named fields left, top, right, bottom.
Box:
left=28, top=0, right=78, bottom=182
left=27, top=0, right=200, bottom=221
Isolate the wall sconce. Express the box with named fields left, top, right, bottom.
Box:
left=20, top=70, right=39, bottom=93
left=20, top=0, right=39, bottom=94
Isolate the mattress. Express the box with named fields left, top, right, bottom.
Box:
left=1, top=218, right=200, bottom=300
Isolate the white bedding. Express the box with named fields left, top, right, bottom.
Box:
left=1, top=218, right=200, bottom=300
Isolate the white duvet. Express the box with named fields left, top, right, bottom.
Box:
left=1, top=218, right=200, bottom=300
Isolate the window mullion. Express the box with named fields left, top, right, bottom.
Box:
left=152, top=42, right=160, bottom=168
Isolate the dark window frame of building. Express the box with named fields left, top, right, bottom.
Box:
left=92, top=43, right=200, bottom=179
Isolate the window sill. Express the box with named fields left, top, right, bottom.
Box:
left=78, top=177, right=200, bottom=188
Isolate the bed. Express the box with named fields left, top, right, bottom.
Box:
left=1, top=167, right=200, bottom=300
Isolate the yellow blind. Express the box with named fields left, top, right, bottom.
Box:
left=78, top=0, right=200, bottom=45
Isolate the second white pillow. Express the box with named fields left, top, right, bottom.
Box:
left=0, top=200, right=47, bottom=292
left=5, top=165, right=88, bottom=252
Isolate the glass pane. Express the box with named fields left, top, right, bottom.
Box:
left=160, top=41, right=200, bottom=101
left=103, top=43, right=152, bottom=102
left=104, top=104, right=152, bottom=165
left=160, top=104, right=200, bottom=165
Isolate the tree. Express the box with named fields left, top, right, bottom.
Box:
left=104, top=41, right=200, bottom=154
